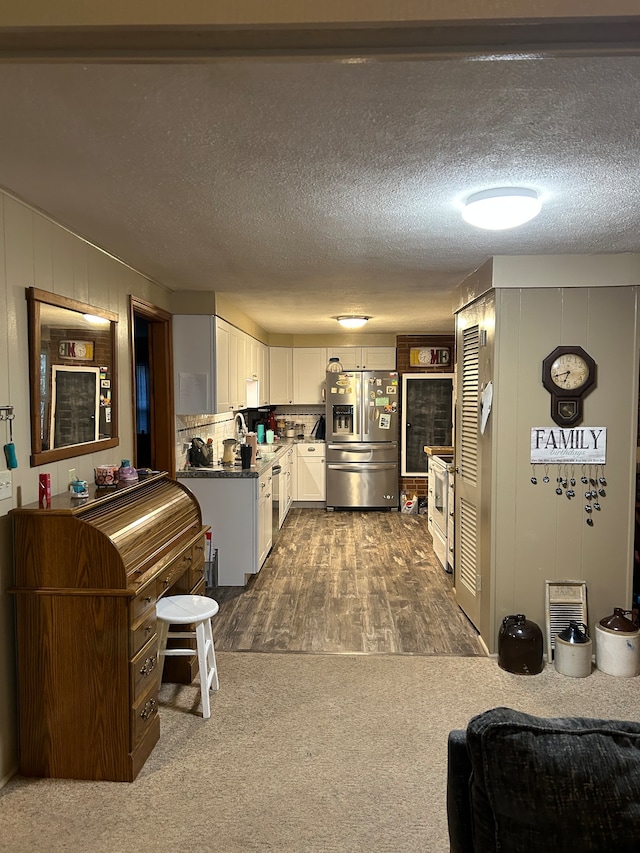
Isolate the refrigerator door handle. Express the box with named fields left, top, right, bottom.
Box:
left=327, top=463, right=398, bottom=472
left=327, top=445, right=371, bottom=453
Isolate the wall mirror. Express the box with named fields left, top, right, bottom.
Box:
left=27, top=287, right=119, bottom=467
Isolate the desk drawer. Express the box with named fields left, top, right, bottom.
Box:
left=131, top=587, right=157, bottom=623
left=131, top=611, right=157, bottom=657
left=132, top=682, right=159, bottom=750
left=131, top=640, right=160, bottom=702
left=156, top=554, right=189, bottom=598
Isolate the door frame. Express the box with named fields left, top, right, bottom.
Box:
left=129, top=296, right=175, bottom=477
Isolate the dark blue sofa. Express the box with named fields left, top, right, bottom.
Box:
left=447, top=707, right=640, bottom=853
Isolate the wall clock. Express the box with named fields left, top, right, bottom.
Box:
left=541, top=345, right=596, bottom=426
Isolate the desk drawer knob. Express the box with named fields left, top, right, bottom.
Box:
left=163, top=577, right=170, bottom=587
left=144, top=596, right=152, bottom=604
left=140, top=698, right=157, bottom=720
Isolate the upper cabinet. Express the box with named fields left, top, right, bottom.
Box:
left=269, top=347, right=294, bottom=405
left=173, top=315, right=266, bottom=414
left=293, top=348, right=327, bottom=404
left=326, top=346, right=396, bottom=370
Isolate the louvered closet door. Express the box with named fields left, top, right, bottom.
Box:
left=454, top=322, right=482, bottom=630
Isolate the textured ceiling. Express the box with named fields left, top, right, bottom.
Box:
left=0, top=53, right=639, bottom=333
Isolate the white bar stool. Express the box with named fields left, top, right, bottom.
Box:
left=156, top=594, right=220, bottom=719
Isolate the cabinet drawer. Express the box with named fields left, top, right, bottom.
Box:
left=131, top=683, right=159, bottom=750
left=432, top=526, right=447, bottom=569
left=130, top=610, right=157, bottom=657
left=130, top=640, right=160, bottom=702
left=297, top=443, right=324, bottom=457
left=188, top=559, right=206, bottom=590
left=131, top=587, right=157, bottom=623
left=156, top=554, right=190, bottom=598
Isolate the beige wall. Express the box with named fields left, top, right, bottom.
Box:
left=0, top=190, right=170, bottom=786
left=456, top=258, right=640, bottom=652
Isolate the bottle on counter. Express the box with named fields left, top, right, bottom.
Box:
left=326, top=357, right=343, bottom=373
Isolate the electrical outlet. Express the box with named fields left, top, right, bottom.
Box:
left=68, top=468, right=76, bottom=485
left=0, top=470, right=12, bottom=501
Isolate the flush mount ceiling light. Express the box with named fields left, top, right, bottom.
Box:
left=462, top=187, right=542, bottom=230
left=337, top=316, right=370, bottom=329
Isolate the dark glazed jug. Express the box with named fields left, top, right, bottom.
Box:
left=498, top=614, right=544, bottom=675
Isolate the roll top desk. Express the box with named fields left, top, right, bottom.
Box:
left=10, top=473, right=208, bottom=782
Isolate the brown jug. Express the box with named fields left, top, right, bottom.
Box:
left=498, top=614, right=544, bottom=675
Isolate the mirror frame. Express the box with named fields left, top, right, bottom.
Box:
left=27, top=287, right=119, bottom=467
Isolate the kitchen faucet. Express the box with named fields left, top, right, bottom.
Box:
left=234, top=411, right=248, bottom=443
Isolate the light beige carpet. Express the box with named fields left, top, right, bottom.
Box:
left=1, top=652, right=639, bottom=853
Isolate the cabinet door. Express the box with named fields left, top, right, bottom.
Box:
left=269, top=347, right=294, bottom=404
left=361, top=347, right=396, bottom=370
left=258, top=468, right=273, bottom=568
left=293, top=348, right=327, bottom=403
left=232, top=327, right=245, bottom=409
left=326, top=347, right=361, bottom=369
left=173, top=315, right=215, bottom=413
left=258, top=342, right=270, bottom=406
left=215, top=318, right=233, bottom=413
left=297, top=459, right=326, bottom=501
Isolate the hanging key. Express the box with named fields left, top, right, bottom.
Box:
left=594, top=502, right=601, bottom=511
left=599, top=477, right=607, bottom=486
left=581, top=475, right=588, bottom=484
left=586, top=517, right=594, bottom=526
left=566, top=490, right=575, bottom=499
left=584, top=505, right=592, bottom=513
left=531, top=477, right=537, bottom=484
left=570, top=478, right=576, bottom=487
left=556, top=487, right=563, bottom=495
left=598, top=488, right=606, bottom=497
left=543, top=476, right=550, bottom=483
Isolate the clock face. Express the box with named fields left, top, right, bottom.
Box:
left=549, top=352, right=590, bottom=390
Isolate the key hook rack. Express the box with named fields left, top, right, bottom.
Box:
left=0, top=405, right=15, bottom=421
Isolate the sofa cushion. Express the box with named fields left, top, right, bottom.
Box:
left=466, top=707, right=640, bottom=853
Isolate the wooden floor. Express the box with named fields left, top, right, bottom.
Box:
left=211, top=508, right=485, bottom=656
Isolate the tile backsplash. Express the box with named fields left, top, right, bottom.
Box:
left=175, top=405, right=324, bottom=468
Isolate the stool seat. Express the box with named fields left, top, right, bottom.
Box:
left=156, top=594, right=220, bottom=719
left=156, top=594, right=219, bottom=624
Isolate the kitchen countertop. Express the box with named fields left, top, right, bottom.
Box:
left=177, top=438, right=324, bottom=479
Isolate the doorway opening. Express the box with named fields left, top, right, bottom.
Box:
left=129, top=297, right=175, bottom=476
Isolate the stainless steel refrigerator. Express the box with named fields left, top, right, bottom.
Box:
left=325, top=370, right=399, bottom=509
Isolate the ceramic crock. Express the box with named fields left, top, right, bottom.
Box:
left=498, top=614, right=544, bottom=675
left=94, top=465, right=119, bottom=486
left=554, top=621, right=592, bottom=678
left=595, top=608, right=640, bottom=678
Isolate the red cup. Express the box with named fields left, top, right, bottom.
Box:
left=39, top=473, right=51, bottom=508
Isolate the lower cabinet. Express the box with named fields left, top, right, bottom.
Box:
left=297, top=443, right=326, bottom=501
left=258, top=467, right=274, bottom=568
left=180, top=466, right=273, bottom=586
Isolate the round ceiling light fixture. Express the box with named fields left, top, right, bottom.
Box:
left=462, top=187, right=542, bottom=230
left=336, top=315, right=370, bottom=329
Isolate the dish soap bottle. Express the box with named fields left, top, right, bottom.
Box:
left=118, top=459, right=138, bottom=483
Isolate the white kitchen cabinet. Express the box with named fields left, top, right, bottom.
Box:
left=296, top=443, right=326, bottom=501
left=269, top=347, right=294, bottom=404
left=173, top=314, right=258, bottom=414
left=179, top=467, right=274, bottom=586
left=278, top=444, right=294, bottom=527
left=258, top=467, right=274, bottom=569
left=293, top=347, right=327, bottom=403
left=326, top=346, right=396, bottom=370
left=173, top=314, right=215, bottom=413
left=258, top=341, right=270, bottom=406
